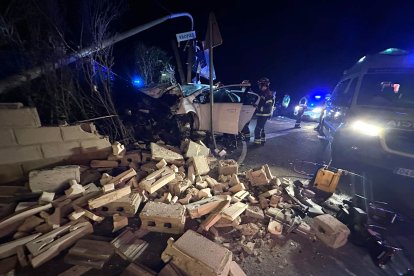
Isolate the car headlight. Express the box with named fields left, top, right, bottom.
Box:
left=351, top=120, right=382, bottom=137
left=312, top=107, right=322, bottom=113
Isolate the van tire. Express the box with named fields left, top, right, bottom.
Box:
left=330, top=140, right=347, bottom=169
left=331, top=137, right=352, bottom=170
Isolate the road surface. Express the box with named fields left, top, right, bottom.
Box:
left=228, top=116, right=414, bottom=276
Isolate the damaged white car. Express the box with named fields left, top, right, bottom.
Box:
left=126, top=83, right=260, bottom=144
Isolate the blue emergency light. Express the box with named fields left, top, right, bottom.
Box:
left=132, top=76, right=144, bottom=88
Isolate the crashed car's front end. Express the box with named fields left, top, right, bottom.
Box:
left=124, top=83, right=259, bottom=145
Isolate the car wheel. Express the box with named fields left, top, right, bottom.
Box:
left=185, top=112, right=197, bottom=131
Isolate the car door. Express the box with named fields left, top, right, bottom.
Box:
left=323, top=78, right=357, bottom=141
left=192, top=89, right=243, bottom=135
left=231, top=91, right=260, bottom=132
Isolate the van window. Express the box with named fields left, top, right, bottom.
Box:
left=357, top=73, right=414, bottom=108
left=331, top=79, right=351, bottom=107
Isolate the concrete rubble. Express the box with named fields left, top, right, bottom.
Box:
left=0, top=135, right=350, bottom=275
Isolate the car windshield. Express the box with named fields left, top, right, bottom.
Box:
left=181, top=84, right=209, bottom=97
left=357, top=73, right=414, bottom=108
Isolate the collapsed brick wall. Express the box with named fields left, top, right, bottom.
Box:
left=0, top=103, right=112, bottom=184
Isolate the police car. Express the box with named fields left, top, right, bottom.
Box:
left=294, top=94, right=329, bottom=122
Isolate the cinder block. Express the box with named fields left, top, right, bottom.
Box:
left=140, top=202, right=186, bottom=234
left=60, top=123, right=99, bottom=141
left=218, top=159, right=238, bottom=176
left=14, top=127, right=62, bottom=145
left=185, top=140, right=210, bottom=158
left=21, top=157, right=63, bottom=175
left=41, top=141, right=81, bottom=159
left=0, top=145, right=43, bottom=165
left=192, top=156, right=210, bottom=176
left=80, top=138, right=111, bottom=159
left=229, top=261, right=247, bottom=276
left=29, top=165, right=80, bottom=192
left=0, top=102, right=24, bottom=109
left=0, top=128, right=17, bottom=146
left=161, top=230, right=232, bottom=276
left=245, top=205, right=265, bottom=220
left=0, top=107, right=41, bottom=128
left=311, top=214, right=350, bottom=248
left=0, top=164, right=24, bottom=184
left=97, top=193, right=142, bottom=217
left=246, top=167, right=269, bottom=186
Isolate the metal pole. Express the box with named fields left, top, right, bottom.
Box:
left=186, top=40, right=195, bottom=84
left=209, top=22, right=217, bottom=149
left=0, top=13, right=194, bottom=94
left=171, top=40, right=185, bottom=84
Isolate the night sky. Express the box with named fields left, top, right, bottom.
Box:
left=113, top=0, right=414, bottom=101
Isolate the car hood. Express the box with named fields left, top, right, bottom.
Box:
left=139, top=83, right=209, bottom=99
left=139, top=84, right=183, bottom=99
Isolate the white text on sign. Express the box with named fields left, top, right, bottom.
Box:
left=176, top=31, right=196, bottom=42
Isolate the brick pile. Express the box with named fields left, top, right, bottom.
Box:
left=0, top=136, right=349, bottom=275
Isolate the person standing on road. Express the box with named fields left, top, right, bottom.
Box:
left=254, top=77, right=275, bottom=145
left=314, top=93, right=331, bottom=133
left=294, top=96, right=307, bottom=128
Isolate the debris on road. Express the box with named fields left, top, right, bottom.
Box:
left=29, top=165, right=81, bottom=193
left=64, top=239, right=115, bottom=269
left=140, top=202, right=186, bottom=234
left=161, top=230, right=233, bottom=276
left=218, top=159, right=239, bottom=176
left=311, top=214, right=350, bottom=249
left=0, top=135, right=362, bottom=275
left=268, top=220, right=283, bottom=237
left=111, top=228, right=149, bottom=262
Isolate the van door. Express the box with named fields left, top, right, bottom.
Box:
left=323, top=78, right=358, bottom=141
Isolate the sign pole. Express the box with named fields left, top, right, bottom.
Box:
left=186, top=41, right=194, bottom=84
left=205, top=12, right=222, bottom=150
left=171, top=40, right=185, bottom=84
left=209, top=23, right=217, bottom=149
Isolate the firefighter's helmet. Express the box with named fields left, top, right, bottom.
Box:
left=257, top=77, right=270, bottom=86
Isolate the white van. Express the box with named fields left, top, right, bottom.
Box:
left=321, top=48, right=414, bottom=178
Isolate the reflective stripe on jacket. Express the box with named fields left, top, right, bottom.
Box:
left=256, top=94, right=275, bottom=117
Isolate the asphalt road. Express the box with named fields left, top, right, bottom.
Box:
left=228, top=116, right=414, bottom=276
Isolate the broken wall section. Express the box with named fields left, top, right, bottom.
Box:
left=0, top=103, right=111, bottom=184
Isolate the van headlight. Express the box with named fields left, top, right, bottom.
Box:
left=351, top=120, right=382, bottom=137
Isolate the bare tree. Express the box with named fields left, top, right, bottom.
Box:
left=135, top=42, right=175, bottom=86
left=0, top=0, right=134, bottom=144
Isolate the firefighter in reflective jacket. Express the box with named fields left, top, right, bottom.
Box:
left=254, top=77, right=275, bottom=145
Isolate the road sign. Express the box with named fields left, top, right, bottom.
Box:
left=205, top=13, right=222, bottom=48
left=176, top=31, right=196, bottom=42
